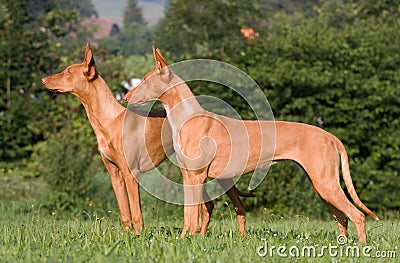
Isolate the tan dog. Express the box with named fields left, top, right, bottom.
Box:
left=41, top=44, right=253, bottom=235
left=123, top=45, right=379, bottom=242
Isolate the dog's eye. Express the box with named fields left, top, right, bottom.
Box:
left=65, top=70, right=71, bottom=75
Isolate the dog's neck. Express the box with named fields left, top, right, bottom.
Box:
left=159, top=75, right=203, bottom=130
left=74, top=75, right=125, bottom=134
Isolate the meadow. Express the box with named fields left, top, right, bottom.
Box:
left=1, top=1, right=399, bottom=262
left=0, top=201, right=398, bottom=262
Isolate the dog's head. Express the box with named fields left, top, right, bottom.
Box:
left=41, top=43, right=98, bottom=94
left=123, top=45, right=172, bottom=105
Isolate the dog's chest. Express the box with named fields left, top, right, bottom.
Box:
left=97, top=135, right=118, bottom=164
left=99, top=147, right=115, bottom=163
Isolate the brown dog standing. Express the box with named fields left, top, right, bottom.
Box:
left=123, top=45, right=378, bottom=242
left=42, top=44, right=253, bottom=235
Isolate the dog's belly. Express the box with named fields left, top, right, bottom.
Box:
left=204, top=119, right=276, bottom=179
left=207, top=144, right=274, bottom=179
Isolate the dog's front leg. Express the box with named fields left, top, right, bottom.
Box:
left=181, top=168, right=206, bottom=237
left=124, top=168, right=143, bottom=235
left=101, top=156, right=132, bottom=230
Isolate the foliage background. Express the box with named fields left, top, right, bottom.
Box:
left=0, top=0, right=399, bottom=221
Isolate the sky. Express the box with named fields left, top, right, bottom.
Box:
left=92, top=0, right=165, bottom=27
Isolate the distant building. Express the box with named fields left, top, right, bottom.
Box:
left=82, top=14, right=120, bottom=40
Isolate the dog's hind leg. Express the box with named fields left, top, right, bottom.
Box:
left=299, top=140, right=367, bottom=242
left=200, top=190, right=214, bottom=236
left=322, top=200, right=349, bottom=237
left=226, top=186, right=246, bottom=235
left=323, top=191, right=365, bottom=242
left=217, top=179, right=246, bottom=235
left=306, top=165, right=366, bottom=242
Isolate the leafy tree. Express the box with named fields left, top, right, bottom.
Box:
left=54, top=0, right=96, bottom=17
left=2, top=0, right=399, bottom=218
left=153, top=0, right=400, bottom=215
left=0, top=0, right=109, bottom=211
left=0, top=0, right=95, bottom=163
left=154, top=0, right=274, bottom=121
left=240, top=0, right=400, bottom=213
left=26, top=0, right=96, bottom=20
left=123, top=0, right=145, bottom=27
left=115, top=24, right=152, bottom=56
left=0, top=0, right=52, bottom=162
left=345, top=0, right=399, bottom=17
left=100, top=0, right=151, bottom=56
left=156, top=0, right=259, bottom=60
left=29, top=108, right=101, bottom=212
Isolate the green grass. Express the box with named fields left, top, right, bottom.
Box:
left=0, top=203, right=398, bottom=262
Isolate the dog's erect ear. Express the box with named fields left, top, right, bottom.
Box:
left=152, top=44, right=158, bottom=67
left=152, top=45, right=170, bottom=81
left=83, top=43, right=95, bottom=67
left=157, top=65, right=171, bottom=83
left=83, top=43, right=97, bottom=81
left=159, top=65, right=171, bottom=82
left=155, top=48, right=168, bottom=68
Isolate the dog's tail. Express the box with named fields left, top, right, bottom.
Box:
left=236, top=189, right=256, bottom=198
left=334, top=135, right=379, bottom=220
